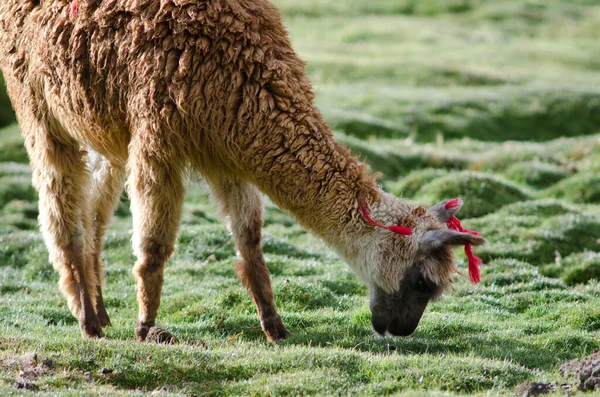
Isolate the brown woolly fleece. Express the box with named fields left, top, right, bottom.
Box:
left=0, top=0, right=484, bottom=341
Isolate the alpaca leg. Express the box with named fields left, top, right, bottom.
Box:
left=211, top=178, right=290, bottom=342
left=128, top=144, right=184, bottom=343
left=28, top=131, right=101, bottom=338
left=87, top=151, right=126, bottom=327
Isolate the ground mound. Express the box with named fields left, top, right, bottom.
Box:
left=559, top=350, right=600, bottom=392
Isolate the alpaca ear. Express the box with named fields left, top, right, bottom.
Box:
left=428, top=198, right=463, bottom=223
left=418, top=229, right=486, bottom=254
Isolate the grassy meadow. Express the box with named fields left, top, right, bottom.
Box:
left=1, top=0, right=600, bottom=395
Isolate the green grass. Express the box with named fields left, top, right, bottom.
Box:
left=0, top=73, right=15, bottom=128
left=1, top=0, right=600, bottom=395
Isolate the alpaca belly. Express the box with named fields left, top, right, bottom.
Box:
left=66, top=120, right=129, bottom=164
left=42, top=86, right=130, bottom=164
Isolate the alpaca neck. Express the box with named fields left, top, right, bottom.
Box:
left=241, top=109, right=381, bottom=246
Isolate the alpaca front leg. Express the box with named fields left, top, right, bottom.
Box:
left=128, top=144, right=184, bottom=343
left=133, top=243, right=176, bottom=343
left=235, top=258, right=290, bottom=342
left=211, top=179, right=290, bottom=342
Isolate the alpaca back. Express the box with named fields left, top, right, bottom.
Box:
left=0, top=0, right=313, bottom=174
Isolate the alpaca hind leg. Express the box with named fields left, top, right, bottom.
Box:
left=128, top=144, right=184, bottom=343
left=87, top=151, right=126, bottom=327
left=211, top=178, right=290, bottom=342
left=30, top=131, right=101, bottom=337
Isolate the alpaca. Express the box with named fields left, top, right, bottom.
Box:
left=0, top=0, right=485, bottom=342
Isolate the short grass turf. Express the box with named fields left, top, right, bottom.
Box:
left=1, top=0, right=600, bottom=395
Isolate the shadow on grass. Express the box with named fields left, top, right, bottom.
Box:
left=278, top=323, right=596, bottom=372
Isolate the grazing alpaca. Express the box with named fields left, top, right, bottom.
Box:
left=0, top=0, right=485, bottom=342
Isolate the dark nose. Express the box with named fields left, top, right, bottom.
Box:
left=371, top=314, right=388, bottom=336
left=386, top=320, right=419, bottom=337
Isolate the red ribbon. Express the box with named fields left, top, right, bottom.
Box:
left=70, top=0, right=79, bottom=19
left=361, top=199, right=482, bottom=283
left=445, top=199, right=482, bottom=284
left=361, top=203, right=412, bottom=236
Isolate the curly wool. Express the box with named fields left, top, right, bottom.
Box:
left=1, top=0, right=386, bottom=232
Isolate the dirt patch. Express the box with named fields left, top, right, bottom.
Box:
left=513, top=382, right=556, bottom=397
left=559, top=349, right=600, bottom=392
left=2, top=352, right=55, bottom=391
left=145, top=327, right=178, bottom=344
left=18, top=363, right=52, bottom=383
left=516, top=349, right=600, bottom=395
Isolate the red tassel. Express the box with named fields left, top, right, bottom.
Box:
left=70, top=0, right=79, bottom=19
left=465, top=245, right=482, bottom=284
left=361, top=203, right=412, bottom=236
left=445, top=198, right=483, bottom=284
left=445, top=198, right=463, bottom=210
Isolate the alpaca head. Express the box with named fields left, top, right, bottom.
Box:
left=340, top=194, right=485, bottom=337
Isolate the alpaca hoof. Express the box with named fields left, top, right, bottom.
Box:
left=136, top=323, right=178, bottom=344
left=261, top=314, right=291, bottom=343
left=98, top=314, right=112, bottom=328
left=81, top=317, right=104, bottom=338
left=96, top=305, right=112, bottom=328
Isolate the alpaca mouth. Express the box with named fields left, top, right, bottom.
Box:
left=386, top=320, right=419, bottom=337
left=372, top=317, right=419, bottom=337
left=371, top=317, right=388, bottom=336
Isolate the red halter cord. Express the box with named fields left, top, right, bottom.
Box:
left=361, top=203, right=412, bottom=236
left=445, top=198, right=482, bottom=284
left=70, top=0, right=79, bottom=19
